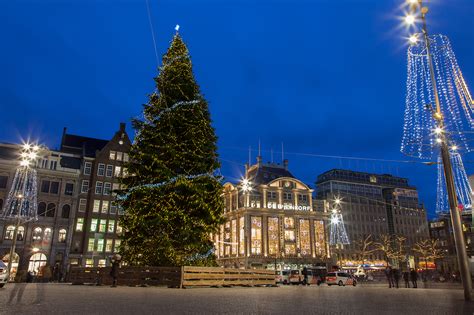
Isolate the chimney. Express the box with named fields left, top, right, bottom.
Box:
left=119, top=122, right=126, bottom=132
left=283, top=159, right=288, bottom=170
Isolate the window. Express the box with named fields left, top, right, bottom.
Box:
left=106, top=165, right=113, bottom=177
left=298, top=194, right=308, bottom=202
left=101, top=201, right=109, bottom=214
left=283, top=192, right=292, bottom=200
left=91, top=219, right=98, bottom=232
left=95, top=181, right=103, bottom=194
left=123, top=153, right=129, bottom=162
left=0, top=175, right=8, bottom=188
left=267, top=191, right=277, bottom=199
left=103, top=182, right=111, bottom=195
left=78, top=199, right=87, bottom=212
left=64, top=183, right=74, bottom=196
left=84, top=162, right=92, bottom=175
left=114, top=239, right=121, bottom=252
left=114, top=166, right=121, bottom=177
left=109, top=151, right=116, bottom=160
left=76, top=218, right=84, bottom=231
left=93, top=200, right=100, bottom=212
left=267, top=217, right=279, bottom=255
left=284, top=230, right=295, bottom=241
left=46, top=203, right=56, bottom=217
left=41, top=180, right=50, bottom=193
left=40, top=159, right=48, bottom=169
left=97, top=163, right=105, bottom=176
left=106, top=239, right=113, bottom=252
left=17, top=226, right=25, bottom=241
left=58, top=229, right=67, bottom=243
left=50, top=182, right=59, bottom=194
left=38, top=202, right=47, bottom=216
left=81, top=180, right=89, bottom=193
left=116, top=152, right=123, bottom=161
left=107, top=220, right=115, bottom=233
left=61, top=204, right=70, bottom=218
left=110, top=203, right=117, bottom=215
left=98, top=259, right=106, bottom=267
left=116, top=224, right=123, bottom=234
left=97, top=239, right=104, bottom=252
left=33, top=227, right=42, bottom=241
left=112, top=183, right=120, bottom=195
left=49, top=160, right=57, bottom=170
left=43, top=228, right=52, bottom=242
left=122, top=168, right=128, bottom=177
left=88, top=239, right=95, bottom=252
left=99, top=219, right=107, bottom=232
left=251, top=216, right=262, bottom=255
left=4, top=226, right=15, bottom=240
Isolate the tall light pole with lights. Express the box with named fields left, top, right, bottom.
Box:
left=403, top=0, right=472, bottom=300
left=1, top=144, right=40, bottom=282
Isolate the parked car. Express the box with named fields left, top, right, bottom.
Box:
left=276, top=270, right=290, bottom=284
left=304, top=267, right=327, bottom=285
left=0, top=260, right=8, bottom=288
left=289, top=269, right=302, bottom=285
left=325, top=272, right=357, bottom=287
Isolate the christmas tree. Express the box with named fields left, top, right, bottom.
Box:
left=118, top=28, right=224, bottom=266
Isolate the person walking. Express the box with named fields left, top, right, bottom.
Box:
left=302, top=267, right=308, bottom=285
left=110, top=254, right=121, bottom=288
left=410, top=268, right=418, bottom=288
left=393, top=268, right=400, bottom=288
left=385, top=266, right=394, bottom=288
left=403, top=270, right=410, bottom=288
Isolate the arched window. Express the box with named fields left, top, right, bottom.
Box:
left=38, top=202, right=46, bottom=216
left=43, top=228, right=52, bottom=242
left=58, top=229, right=67, bottom=243
left=4, top=225, right=15, bottom=240
left=61, top=205, right=70, bottom=219
left=17, top=226, right=25, bottom=241
left=32, top=227, right=42, bottom=241
left=28, top=253, right=47, bottom=275
left=46, top=203, right=56, bottom=217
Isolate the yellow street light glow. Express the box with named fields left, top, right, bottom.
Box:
left=331, top=209, right=338, bottom=214
left=331, top=216, right=339, bottom=224
left=32, top=247, right=39, bottom=252
left=434, top=127, right=443, bottom=134
left=407, top=0, right=418, bottom=4
left=452, top=145, right=458, bottom=151
left=28, top=152, right=37, bottom=160
left=23, top=143, right=31, bottom=150
left=20, top=159, right=30, bottom=167
left=33, top=145, right=40, bottom=151
left=405, top=14, right=415, bottom=25
left=334, top=198, right=341, bottom=204
left=436, top=138, right=443, bottom=143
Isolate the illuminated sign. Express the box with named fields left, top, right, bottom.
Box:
left=266, top=202, right=311, bottom=211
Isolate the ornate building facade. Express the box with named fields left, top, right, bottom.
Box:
left=215, top=157, right=329, bottom=269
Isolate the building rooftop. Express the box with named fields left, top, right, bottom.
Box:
left=316, top=168, right=411, bottom=188
left=60, top=129, right=109, bottom=157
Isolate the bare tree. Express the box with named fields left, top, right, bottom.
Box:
left=354, top=234, right=376, bottom=265
left=391, top=235, right=407, bottom=268
left=413, top=239, right=445, bottom=271
left=375, top=234, right=393, bottom=267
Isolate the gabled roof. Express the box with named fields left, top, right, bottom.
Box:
left=60, top=134, right=109, bottom=157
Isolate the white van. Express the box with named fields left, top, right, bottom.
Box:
left=0, top=260, right=8, bottom=288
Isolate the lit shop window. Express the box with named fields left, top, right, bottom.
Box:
left=58, top=229, right=67, bottom=243
left=251, top=216, right=262, bottom=255
left=219, top=225, right=224, bottom=257
left=239, top=217, right=245, bottom=255
left=98, top=259, right=106, bottom=267
left=299, top=219, right=311, bottom=256
left=231, top=219, right=237, bottom=255
left=85, top=259, right=94, bottom=267
left=314, top=220, right=326, bottom=257
left=267, top=217, right=279, bottom=255
left=285, top=244, right=296, bottom=256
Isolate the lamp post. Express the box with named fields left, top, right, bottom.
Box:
left=405, top=0, right=472, bottom=300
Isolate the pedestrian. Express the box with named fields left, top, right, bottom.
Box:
left=302, top=267, right=308, bottom=285
left=410, top=268, right=418, bottom=288
left=403, top=270, right=410, bottom=288
left=393, top=268, right=400, bottom=288
left=385, top=266, right=394, bottom=288
left=110, top=254, right=121, bottom=287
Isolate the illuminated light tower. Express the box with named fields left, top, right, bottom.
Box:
left=400, top=0, right=473, bottom=300
left=436, top=150, right=473, bottom=213
left=1, top=143, right=41, bottom=282
left=329, top=198, right=349, bottom=245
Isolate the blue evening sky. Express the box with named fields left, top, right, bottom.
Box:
left=1, top=0, right=473, bottom=217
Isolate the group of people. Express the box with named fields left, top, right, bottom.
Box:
left=385, top=266, right=419, bottom=288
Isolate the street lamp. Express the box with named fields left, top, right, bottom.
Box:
left=403, top=0, right=472, bottom=300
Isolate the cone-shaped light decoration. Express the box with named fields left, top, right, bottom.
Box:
left=402, top=34, right=474, bottom=159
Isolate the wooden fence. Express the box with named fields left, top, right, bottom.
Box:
left=68, top=266, right=181, bottom=287
left=68, top=266, right=276, bottom=288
